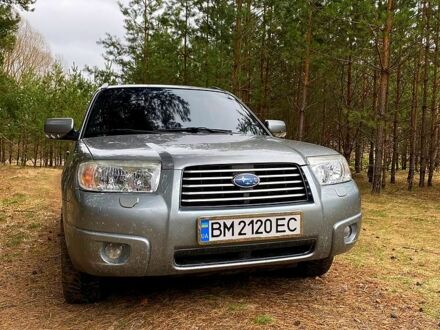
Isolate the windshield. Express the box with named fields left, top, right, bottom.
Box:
left=82, top=87, right=268, bottom=138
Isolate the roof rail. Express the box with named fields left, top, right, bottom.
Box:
left=99, top=83, right=109, bottom=89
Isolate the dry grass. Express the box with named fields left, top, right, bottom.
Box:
left=0, top=166, right=438, bottom=329
left=347, top=172, right=440, bottom=320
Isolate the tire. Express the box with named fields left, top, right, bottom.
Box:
left=60, top=216, right=102, bottom=304
left=296, top=256, right=334, bottom=278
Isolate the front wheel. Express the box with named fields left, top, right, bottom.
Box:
left=60, top=217, right=103, bottom=304
left=296, top=256, right=334, bottom=277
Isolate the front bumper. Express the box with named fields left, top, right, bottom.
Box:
left=63, top=167, right=362, bottom=277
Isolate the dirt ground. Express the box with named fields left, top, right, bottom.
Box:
left=0, top=166, right=439, bottom=329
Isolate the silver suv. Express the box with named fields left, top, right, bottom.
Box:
left=45, top=85, right=361, bottom=303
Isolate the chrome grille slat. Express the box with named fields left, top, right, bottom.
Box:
left=182, top=180, right=303, bottom=188
left=258, top=173, right=300, bottom=178
left=181, top=163, right=312, bottom=208
left=182, top=187, right=305, bottom=195
left=184, top=167, right=299, bottom=173
left=182, top=183, right=235, bottom=188
left=182, top=193, right=306, bottom=203
left=259, top=180, right=302, bottom=185
left=182, top=173, right=300, bottom=181
left=183, top=176, right=233, bottom=181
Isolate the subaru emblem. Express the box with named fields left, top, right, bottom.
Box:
left=232, top=173, right=260, bottom=188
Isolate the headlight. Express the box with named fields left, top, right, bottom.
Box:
left=307, top=155, right=351, bottom=185
left=78, top=161, right=161, bottom=192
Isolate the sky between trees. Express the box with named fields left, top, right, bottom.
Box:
left=0, top=0, right=438, bottom=194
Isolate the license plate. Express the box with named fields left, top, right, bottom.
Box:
left=197, top=212, right=302, bottom=245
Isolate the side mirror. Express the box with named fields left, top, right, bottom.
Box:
left=44, top=118, right=79, bottom=140
left=265, top=120, right=286, bottom=138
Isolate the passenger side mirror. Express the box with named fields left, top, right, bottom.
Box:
left=44, top=118, right=79, bottom=140
left=265, top=120, right=286, bottom=138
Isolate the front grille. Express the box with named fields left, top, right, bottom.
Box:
left=180, top=163, right=312, bottom=208
left=174, top=239, right=315, bottom=267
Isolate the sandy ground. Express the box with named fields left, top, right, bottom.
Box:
left=0, top=167, right=438, bottom=329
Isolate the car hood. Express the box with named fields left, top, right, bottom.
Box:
left=82, top=134, right=338, bottom=169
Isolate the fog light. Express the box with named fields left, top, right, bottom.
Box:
left=343, top=225, right=353, bottom=239
left=104, top=243, right=123, bottom=260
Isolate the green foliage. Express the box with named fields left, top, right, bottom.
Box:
left=0, top=0, right=35, bottom=65
left=0, top=5, right=19, bottom=65
left=2, top=0, right=36, bottom=11
left=0, top=63, right=96, bottom=165
left=93, top=0, right=394, bottom=141
left=0, top=0, right=439, bottom=188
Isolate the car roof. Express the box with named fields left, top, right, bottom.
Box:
left=104, top=84, right=226, bottom=93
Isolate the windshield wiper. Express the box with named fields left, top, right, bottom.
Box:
left=95, top=128, right=161, bottom=136
left=88, top=127, right=233, bottom=137
left=160, top=127, right=233, bottom=134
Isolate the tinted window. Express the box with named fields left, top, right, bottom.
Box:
left=83, top=88, right=267, bottom=137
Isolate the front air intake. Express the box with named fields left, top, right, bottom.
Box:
left=180, top=163, right=313, bottom=208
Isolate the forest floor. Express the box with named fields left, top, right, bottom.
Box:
left=0, top=166, right=439, bottom=329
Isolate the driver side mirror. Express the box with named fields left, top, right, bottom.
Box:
left=265, top=120, right=286, bottom=138
left=44, top=118, right=79, bottom=140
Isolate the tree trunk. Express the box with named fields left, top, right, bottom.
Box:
left=182, top=0, right=189, bottom=84
left=382, top=137, right=389, bottom=188
left=33, top=140, right=39, bottom=167
left=298, top=7, right=312, bottom=141
left=232, top=0, right=243, bottom=96
left=355, top=138, right=362, bottom=174
left=401, top=142, right=407, bottom=170
left=382, top=70, right=391, bottom=189
left=419, top=0, right=431, bottom=187
left=355, top=71, right=368, bottom=174
left=0, top=137, right=5, bottom=164
left=372, top=0, right=394, bottom=194
left=49, top=142, right=53, bottom=167
left=368, top=141, right=374, bottom=183
left=141, top=0, right=150, bottom=83
left=39, top=142, right=44, bottom=167
left=391, top=61, right=401, bottom=184
left=202, top=0, right=210, bottom=87
left=258, top=3, right=267, bottom=118
left=22, top=136, right=28, bottom=167
left=342, top=55, right=353, bottom=162
left=408, top=52, right=422, bottom=190
left=8, top=141, right=13, bottom=164
left=428, top=4, right=440, bottom=186
left=16, top=136, right=21, bottom=166
left=320, top=98, right=327, bottom=146
left=241, top=0, right=252, bottom=104
left=58, top=144, right=62, bottom=167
